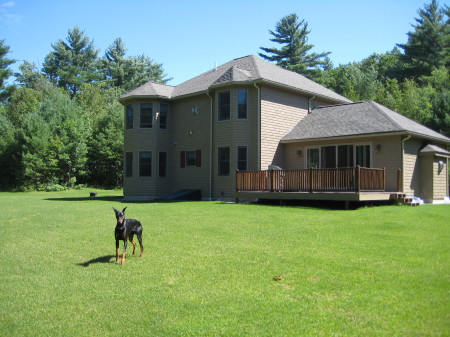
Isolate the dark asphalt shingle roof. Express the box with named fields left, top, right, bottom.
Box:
left=420, top=144, right=450, bottom=156
left=120, top=55, right=351, bottom=103
left=282, top=101, right=450, bottom=143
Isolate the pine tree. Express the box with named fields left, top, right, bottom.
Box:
left=0, top=40, right=15, bottom=100
left=259, top=13, right=331, bottom=79
left=397, top=0, right=449, bottom=79
left=42, top=27, right=100, bottom=96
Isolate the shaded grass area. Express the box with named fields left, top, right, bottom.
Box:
left=1, top=189, right=449, bottom=336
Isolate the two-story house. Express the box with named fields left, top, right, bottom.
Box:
left=119, top=55, right=450, bottom=203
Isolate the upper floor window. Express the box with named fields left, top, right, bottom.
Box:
left=140, top=103, right=153, bottom=128
left=218, top=91, right=230, bottom=121
left=238, top=89, right=248, bottom=119
left=160, top=103, right=168, bottom=129
left=126, top=104, right=133, bottom=129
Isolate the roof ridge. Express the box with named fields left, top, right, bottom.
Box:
left=249, top=55, right=263, bottom=79
left=367, top=100, right=405, bottom=130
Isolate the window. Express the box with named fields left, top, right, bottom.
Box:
left=356, top=145, right=371, bottom=167
left=218, top=147, right=230, bottom=176
left=306, top=144, right=371, bottom=169
left=238, top=89, right=248, bottom=119
left=237, top=146, right=248, bottom=171
left=321, top=146, right=336, bottom=168
left=218, top=91, right=230, bottom=121
left=307, top=148, right=319, bottom=168
left=186, top=151, right=196, bottom=167
left=126, top=104, right=133, bottom=129
left=180, top=150, right=201, bottom=168
left=160, top=103, right=168, bottom=129
left=125, top=152, right=133, bottom=177
left=139, top=151, right=152, bottom=177
left=338, top=145, right=353, bottom=168
left=140, top=103, right=153, bottom=128
left=159, top=152, right=167, bottom=177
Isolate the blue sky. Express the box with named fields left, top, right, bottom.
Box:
left=1, top=0, right=438, bottom=86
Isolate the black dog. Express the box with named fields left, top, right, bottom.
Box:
left=113, top=207, right=144, bottom=265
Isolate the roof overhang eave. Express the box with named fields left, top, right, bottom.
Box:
left=118, top=94, right=172, bottom=103
left=280, top=131, right=408, bottom=144
left=256, top=79, right=352, bottom=104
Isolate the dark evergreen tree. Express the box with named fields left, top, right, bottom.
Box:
left=0, top=39, right=15, bottom=100
left=397, top=0, right=449, bottom=79
left=42, top=27, right=100, bottom=96
left=259, top=13, right=331, bottom=79
left=101, top=38, right=172, bottom=92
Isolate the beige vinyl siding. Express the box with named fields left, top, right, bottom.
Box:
left=419, top=155, right=433, bottom=201
left=260, top=85, right=309, bottom=170
left=212, top=85, right=259, bottom=199
left=433, top=157, right=447, bottom=199
left=171, top=95, right=211, bottom=198
left=123, top=100, right=173, bottom=197
left=403, top=137, right=423, bottom=196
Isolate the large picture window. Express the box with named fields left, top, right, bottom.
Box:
left=218, top=91, right=230, bottom=121
left=306, top=144, right=371, bottom=169
left=140, top=103, right=153, bottom=128
left=307, top=148, right=319, bottom=168
left=356, top=145, right=371, bottom=167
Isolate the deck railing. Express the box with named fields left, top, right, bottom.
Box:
left=236, top=166, right=386, bottom=193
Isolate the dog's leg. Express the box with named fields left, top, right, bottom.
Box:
left=137, top=234, right=144, bottom=257
left=129, top=235, right=137, bottom=255
left=121, top=240, right=127, bottom=265
left=115, top=240, right=120, bottom=264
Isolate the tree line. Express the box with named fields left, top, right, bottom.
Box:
left=0, top=28, right=170, bottom=190
left=259, top=1, right=449, bottom=137
left=0, top=0, right=448, bottom=191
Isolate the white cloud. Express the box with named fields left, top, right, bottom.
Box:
left=1, top=1, right=16, bottom=8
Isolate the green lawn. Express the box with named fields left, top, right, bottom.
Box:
left=1, top=190, right=449, bottom=336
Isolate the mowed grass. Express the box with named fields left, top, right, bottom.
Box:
left=0, top=190, right=449, bottom=336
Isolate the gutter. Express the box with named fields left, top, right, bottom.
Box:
left=207, top=90, right=213, bottom=200
left=254, top=82, right=261, bottom=170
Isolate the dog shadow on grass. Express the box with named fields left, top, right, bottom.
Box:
left=77, top=255, right=115, bottom=267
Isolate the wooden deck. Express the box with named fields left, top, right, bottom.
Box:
left=235, top=167, right=403, bottom=205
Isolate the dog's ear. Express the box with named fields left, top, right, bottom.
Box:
left=112, top=207, right=119, bottom=213
left=122, top=206, right=128, bottom=213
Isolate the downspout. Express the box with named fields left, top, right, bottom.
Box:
left=401, top=134, right=411, bottom=193
left=308, top=95, right=316, bottom=113
left=207, top=90, right=213, bottom=200
left=253, top=83, right=261, bottom=170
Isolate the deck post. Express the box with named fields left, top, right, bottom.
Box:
left=309, top=168, right=313, bottom=193
left=269, top=169, right=274, bottom=192
left=355, top=165, right=361, bottom=192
